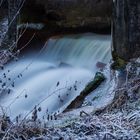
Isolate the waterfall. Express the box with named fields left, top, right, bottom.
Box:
left=44, top=33, right=111, bottom=70
left=0, top=33, right=111, bottom=119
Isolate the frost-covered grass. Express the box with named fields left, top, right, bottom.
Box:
left=48, top=108, right=140, bottom=140
left=0, top=100, right=139, bottom=140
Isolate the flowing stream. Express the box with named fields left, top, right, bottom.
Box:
left=0, top=33, right=111, bottom=119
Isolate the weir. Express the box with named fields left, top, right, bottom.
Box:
left=0, top=33, right=111, bottom=119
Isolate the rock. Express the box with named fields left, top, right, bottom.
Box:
left=82, top=72, right=105, bottom=93
left=96, top=61, right=107, bottom=70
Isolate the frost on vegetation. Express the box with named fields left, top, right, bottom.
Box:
left=0, top=18, right=8, bottom=45
left=0, top=103, right=140, bottom=140
left=18, top=23, right=45, bottom=30
left=0, top=59, right=139, bottom=140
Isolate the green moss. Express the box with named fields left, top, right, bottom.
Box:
left=111, top=51, right=127, bottom=70
left=82, top=72, right=105, bottom=95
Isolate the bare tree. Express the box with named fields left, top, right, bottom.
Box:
left=1, top=0, right=25, bottom=50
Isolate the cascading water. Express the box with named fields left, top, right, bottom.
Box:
left=45, top=33, right=111, bottom=70
left=0, top=33, right=111, bottom=119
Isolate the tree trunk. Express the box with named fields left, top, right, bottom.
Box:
left=112, top=0, right=140, bottom=61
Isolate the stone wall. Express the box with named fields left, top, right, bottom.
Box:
left=21, top=0, right=112, bottom=31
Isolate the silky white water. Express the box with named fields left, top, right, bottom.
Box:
left=0, top=33, right=111, bottom=119
left=45, top=33, right=111, bottom=70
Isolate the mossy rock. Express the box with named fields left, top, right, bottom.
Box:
left=111, top=51, right=127, bottom=70
left=82, top=72, right=105, bottom=94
